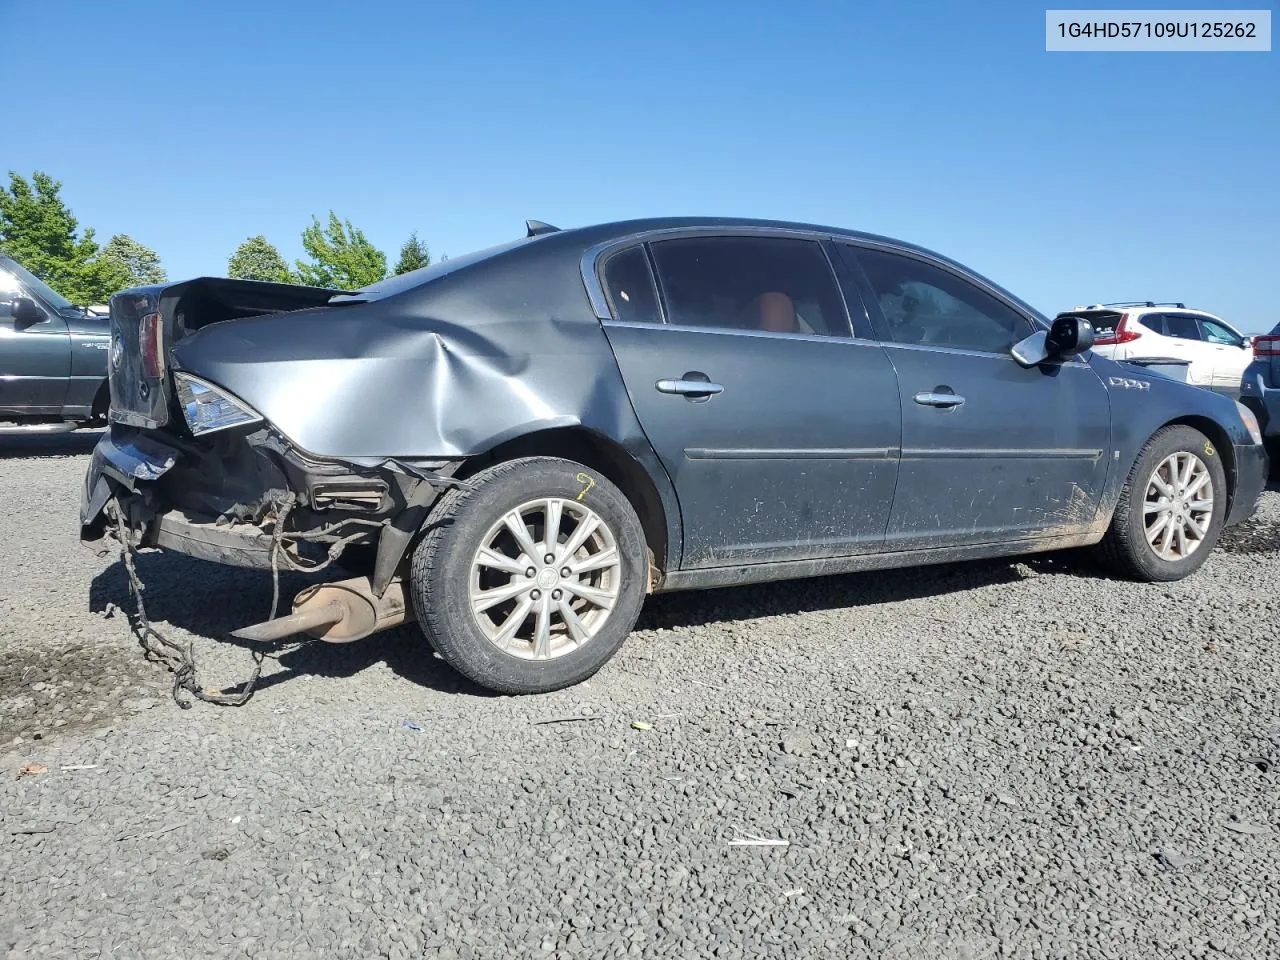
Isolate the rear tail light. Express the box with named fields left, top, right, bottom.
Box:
left=1253, top=335, right=1280, bottom=357
left=138, top=312, right=165, bottom=378
left=1093, top=312, right=1143, bottom=347
left=174, top=372, right=263, bottom=436
left=1237, top=402, right=1264, bottom=445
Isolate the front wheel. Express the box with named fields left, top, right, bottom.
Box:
left=409, top=457, right=649, bottom=694
left=1099, top=425, right=1228, bottom=582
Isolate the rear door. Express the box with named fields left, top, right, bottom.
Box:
left=597, top=234, right=902, bottom=568
left=1160, top=313, right=1215, bottom=386
left=839, top=243, right=1112, bottom=548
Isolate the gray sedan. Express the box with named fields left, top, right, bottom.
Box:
left=80, top=218, right=1269, bottom=694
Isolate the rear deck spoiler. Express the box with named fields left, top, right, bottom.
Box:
left=123, top=276, right=349, bottom=330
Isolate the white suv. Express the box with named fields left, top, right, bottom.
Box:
left=1073, top=302, right=1253, bottom=395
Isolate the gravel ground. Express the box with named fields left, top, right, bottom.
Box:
left=1, top=432, right=1278, bottom=960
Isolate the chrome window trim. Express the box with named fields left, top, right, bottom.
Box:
left=881, top=340, right=1091, bottom=367
left=601, top=318, right=889, bottom=348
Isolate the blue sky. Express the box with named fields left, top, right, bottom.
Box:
left=5, top=0, right=1277, bottom=329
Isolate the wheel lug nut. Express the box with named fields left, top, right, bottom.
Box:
left=544, top=553, right=555, bottom=564
left=530, top=589, right=541, bottom=600
left=525, top=567, right=536, bottom=578
left=552, top=589, right=562, bottom=601
left=561, top=567, right=571, bottom=578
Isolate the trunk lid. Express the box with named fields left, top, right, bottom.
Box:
left=108, top=277, right=344, bottom=429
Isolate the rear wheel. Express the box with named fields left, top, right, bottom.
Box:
left=409, top=457, right=648, bottom=694
left=1099, top=425, right=1227, bottom=581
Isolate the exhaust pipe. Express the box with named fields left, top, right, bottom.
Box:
left=232, top=576, right=412, bottom=644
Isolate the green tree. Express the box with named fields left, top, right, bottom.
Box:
left=227, top=235, right=293, bottom=283
left=393, top=232, right=431, bottom=275
left=0, top=170, right=118, bottom=304
left=99, top=234, right=167, bottom=288
left=294, top=212, right=386, bottom=289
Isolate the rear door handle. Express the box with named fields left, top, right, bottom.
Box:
left=656, top=378, right=724, bottom=399
left=913, top=391, right=965, bottom=408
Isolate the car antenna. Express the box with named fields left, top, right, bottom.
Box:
left=525, top=219, right=560, bottom=238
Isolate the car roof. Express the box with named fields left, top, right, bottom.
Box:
left=548, top=216, right=942, bottom=257
left=348, top=216, right=1053, bottom=326
left=1072, top=303, right=1228, bottom=323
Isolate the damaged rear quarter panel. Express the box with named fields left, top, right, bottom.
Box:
left=168, top=239, right=683, bottom=562
left=171, top=245, right=633, bottom=460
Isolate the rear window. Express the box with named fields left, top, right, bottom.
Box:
left=601, top=247, right=661, bottom=324
left=1073, top=309, right=1124, bottom=337
left=331, top=237, right=530, bottom=302
left=649, top=236, right=850, bottom=338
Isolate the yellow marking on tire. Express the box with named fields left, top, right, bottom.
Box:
left=575, top=473, right=596, bottom=501
left=1204, top=441, right=1216, bottom=457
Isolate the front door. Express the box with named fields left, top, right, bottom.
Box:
left=841, top=243, right=1113, bottom=548
left=1198, top=316, right=1251, bottom=396
left=0, top=297, right=71, bottom=414
left=597, top=236, right=902, bottom=568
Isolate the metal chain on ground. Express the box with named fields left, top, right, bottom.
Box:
left=107, top=493, right=381, bottom=708
left=109, top=500, right=264, bottom=708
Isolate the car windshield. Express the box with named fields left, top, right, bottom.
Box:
left=0, top=256, right=76, bottom=313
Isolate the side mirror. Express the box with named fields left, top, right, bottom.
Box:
left=1011, top=315, right=1095, bottom=368
left=12, top=297, right=47, bottom=330
left=1046, top=314, right=1094, bottom=358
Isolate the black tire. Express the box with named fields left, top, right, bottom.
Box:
left=409, top=456, right=648, bottom=694
left=1099, top=424, right=1228, bottom=582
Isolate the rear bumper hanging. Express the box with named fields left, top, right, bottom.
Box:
left=80, top=424, right=468, bottom=594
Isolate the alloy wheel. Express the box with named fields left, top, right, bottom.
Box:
left=468, top=497, right=622, bottom=660
left=1143, top=451, right=1214, bottom=561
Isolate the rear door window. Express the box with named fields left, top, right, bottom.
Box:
left=1164, top=314, right=1204, bottom=341
left=648, top=237, right=850, bottom=338
left=1139, top=314, right=1165, bottom=334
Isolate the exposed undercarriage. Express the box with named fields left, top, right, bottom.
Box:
left=82, top=424, right=465, bottom=597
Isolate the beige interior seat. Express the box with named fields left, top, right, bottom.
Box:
left=756, top=291, right=797, bottom=333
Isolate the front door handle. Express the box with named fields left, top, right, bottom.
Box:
left=656, top=377, right=724, bottom=400
left=913, top=391, right=965, bottom=408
